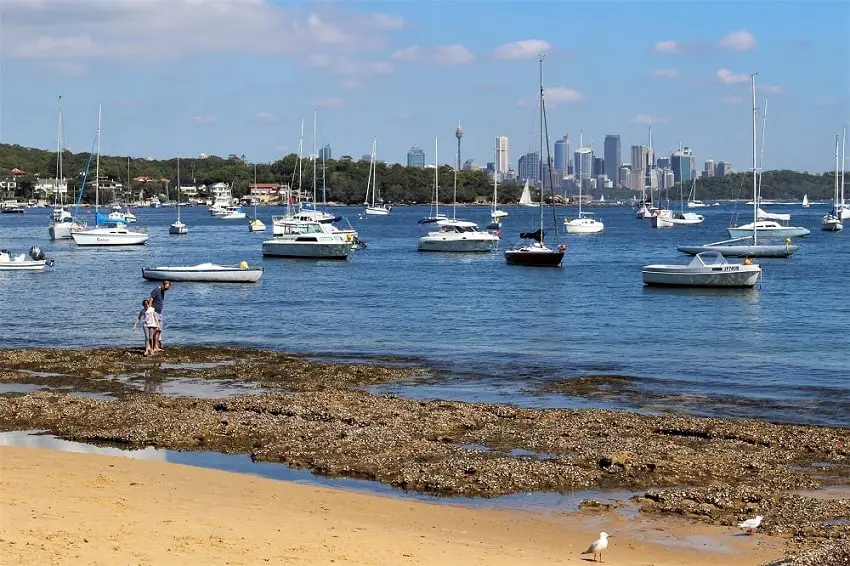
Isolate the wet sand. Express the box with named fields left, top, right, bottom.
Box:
left=1, top=446, right=784, bottom=565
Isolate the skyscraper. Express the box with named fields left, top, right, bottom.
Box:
left=716, top=161, right=732, bottom=176
left=593, top=157, right=605, bottom=177
left=517, top=151, right=539, bottom=183
left=603, top=135, right=621, bottom=186
left=496, top=136, right=509, bottom=173
left=574, top=147, right=593, bottom=185
left=631, top=145, right=649, bottom=189
left=554, top=138, right=567, bottom=175
left=671, top=147, right=695, bottom=183
left=319, top=144, right=332, bottom=160
left=704, top=159, right=715, bottom=177
left=407, top=146, right=426, bottom=168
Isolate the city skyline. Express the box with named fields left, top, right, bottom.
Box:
left=0, top=1, right=846, bottom=173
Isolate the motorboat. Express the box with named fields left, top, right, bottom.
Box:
left=142, top=262, right=263, bottom=283
left=642, top=252, right=761, bottom=288
left=0, top=247, right=54, bottom=271
left=727, top=220, right=810, bottom=239
left=418, top=219, right=499, bottom=252
left=72, top=222, right=149, bottom=246
left=564, top=211, right=604, bottom=234
left=49, top=208, right=86, bottom=240
left=1, top=203, right=26, bottom=214
left=669, top=212, right=704, bottom=225
left=262, top=219, right=351, bottom=259
left=651, top=214, right=674, bottom=229
left=687, top=200, right=707, bottom=208
left=217, top=205, right=246, bottom=220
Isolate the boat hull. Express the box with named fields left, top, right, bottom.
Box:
left=0, top=260, right=48, bottom=271
left=418, top=235, right=497, bottom=253
left=642, top=265, right=761, bottom=288
left=71, top=230, right=149, bottom=246
left=169, top=222, right=188, bottom=235
left=142, top=265, right=263, bottom=283
left=504, top=249, right=564, bottom=267
left=677, top=244, right=798, bottom=258
left=821, top=218, right=844, bottom=231
left=651, top=215, right=674, bottom=228
left=564, top=220, right=604, bottom=234
left=728, top=226, right=810, bottom=238
left=262, top=240, right=350, bottom=259
left=48, top=223, right=76, bottom=240
left=364, top=207, right=390, bottom=215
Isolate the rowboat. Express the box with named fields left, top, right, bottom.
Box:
left=141, top=262, right=263, bottom=283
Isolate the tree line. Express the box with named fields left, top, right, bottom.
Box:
left=671, top=170, right=843, bottom=201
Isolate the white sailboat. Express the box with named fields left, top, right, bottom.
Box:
left=669, top=177, right=705, bottom=225
left=418, top=156, right=499, bottom=253
left=488, top=136, right=508, bottom=230
left=72, top=106, right=149, bottom=246
left=821, top=134, right=844, bottom=231
left=518, top=179, right=536, bottom=207
left=679, top=74, right=799, bottom=258
left=686, top=177, right=707, bottom=208
left=48, top=96, right=86, bottom=240
left=363, top=138, right=391, bottom=216
left=565, top=131, right=604, bottom=234
left=802, top=194, right=809, bottom=208
left=170, top=156, right=188, bottom=235
left=248, top=164, right=266, bottom=232
left=418, top=138, right=448, bottom=224
left=839, top=128, right=849, bottom=221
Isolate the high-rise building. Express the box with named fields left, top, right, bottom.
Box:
left=592, top=157, right=605, bottom=177
left=574, top=148, right=593, bottom=188
left=496, top=136, right=509, bottom=173
left=631, top=145, right=650, bottom=190
left=603, top=135, right=621, bottom=186
left=407, top=146, right=426, bottom=168
left=671, top=147, right=695, bottom=184
left=319, top=144, right=332, bottom=160
left=619, top=166, right=631, bottom=190
left=656, top=156, right=670, bottom=170
left=716, top=161, right=732, bottom=176
left=554, top=138, right=567, bottom=175
left=517, top=151, right=540, bottom=183
left=704, top=159, right=715, bottom=177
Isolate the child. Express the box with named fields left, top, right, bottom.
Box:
left=133, top=298, right=152, bottom=355
left=143, top=298, right=160, bottom=356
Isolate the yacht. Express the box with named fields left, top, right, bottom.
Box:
left=418, top=219, right=499, bottom=252
left=564, top=211, right=604, bottom=234
left=208, top=183, right=233, bottom=216
left=262, top=219, right=351, bottom=259
left=728, top=220, right=810, bottom=239
left=49, top=208, right=86, bottom=240
left=217, top=205, right=246, bottom=220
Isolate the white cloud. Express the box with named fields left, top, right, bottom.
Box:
left=718, top=30, right=757, bottom=52
left=758, top=84, right=785, bottom=95
left=303, top=53, right=393, bottom=77
left=653, top=40, right=682, bottom=54
left=721, top=96, right=745, bottom=104
left=253, top=112, right=279, bottom=124
left=0, top=1, right=404, bottom=64
left=716, top=68, right=749, bottom=84
left=518, top=86, right=584, bottom=108
left=491, top=39, right=551, bottom=60
left=192, top=116, right=217, bottom=124
left=652, top=68, right=679, bottom=78
left=631, top=114, right=669, bottom=125
left=392, top=44, right=475, bottom=66
left=314, top=97, right=343, bottom=109
left=52, top=60, right=88, bottom=77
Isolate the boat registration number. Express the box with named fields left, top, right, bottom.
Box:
left=723, top=266, right=739, bottom=271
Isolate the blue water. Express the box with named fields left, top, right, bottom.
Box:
left=1, top=203, right=848, bottom=426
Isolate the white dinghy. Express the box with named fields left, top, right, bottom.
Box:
left=642, top=251, right=760, bottom=288
left=141, top=262, right=263, bottom=283
left=0, top=247, right=55, bottom=271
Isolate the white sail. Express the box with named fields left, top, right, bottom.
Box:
left=518, top=179, right=535, bottom=206
left=802, top=194, right=809, bottom=207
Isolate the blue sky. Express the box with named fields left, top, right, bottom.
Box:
left=0, top=0, right=847, bottom=173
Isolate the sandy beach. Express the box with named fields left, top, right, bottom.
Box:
left=1, top=445, right=785, bottom=565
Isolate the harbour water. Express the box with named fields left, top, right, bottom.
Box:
left=1, top=203, right=848, bottom=426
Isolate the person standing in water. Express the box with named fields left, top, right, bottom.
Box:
left=133, top=298, right=152, bottom=354
left=149, top=280, right=171, bottom=352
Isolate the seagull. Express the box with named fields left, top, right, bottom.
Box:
left=738, top=515, right=763, bottom=535
left=581, top=531, right=610, bottom=563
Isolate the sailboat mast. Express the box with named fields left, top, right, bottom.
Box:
left=835, top=135, right=840, bottom=207
left=298, top=119, right=304, bottom=204
left=841, top=127, right=846, bottom=208
left=452, top=154, right=457, bottom=221
left=177, top=156, right=181, bottom=221
left=312, top=109, right=318, bottom=207
left=56, top=96, right=63, bottom=207
left=750, top=73, right=758, bottom=244
left=434, top=137, right=439, bottom=217
left=578, top=131, right=583, bottom=215
left=372, top=139, right=377, bottom=206
left=492, top=136, right=498, bottom=214
left=758, top=99, right=768, bottom=201
left=538, top=55, right=544, bottom=235
left=95, top=104, right=102, bottom=214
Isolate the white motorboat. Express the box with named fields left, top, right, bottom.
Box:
left=687, top=200, right=707, bottom=208
left=0, top=247, right=54, bottom=271
left=642, top=252, right=761, bottom=288
left=564, top=211, right=604, bottom=234
left=142, top=262, right=263, bottom=283
left=418, top=219, right=499, bottom=252
left=728, top=220, right=810, bottom=239
left=217, top=205, right=246, bottom=220
left=49, top=210, right=86, bottom=240
left=650, top=208, right=674, bottom=229
left=822, top=134, right=845, bottom=232
left=262, top=220, right=351, bottom=259
left=669, top=212, right=704, bottom=225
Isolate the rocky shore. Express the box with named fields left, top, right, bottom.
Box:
left=1, top=347, right=848, bottom=563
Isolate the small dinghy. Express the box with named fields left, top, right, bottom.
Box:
left=642, top=251, right=760, bottom=288
left=0, top=247, right=54, bottom=271
left=141, top=262, right=263, bottom=283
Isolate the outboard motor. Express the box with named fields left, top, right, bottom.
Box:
left=29, top=246, right=46, bottom=261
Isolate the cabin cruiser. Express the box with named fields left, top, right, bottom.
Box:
left=262, top=219, right=351, bottom=259
left=417, top=219, right=499, bottom=252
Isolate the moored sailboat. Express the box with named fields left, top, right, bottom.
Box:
left=821, top=134, right=844, bottom=232
left=170, top=156, right=188, bottom=235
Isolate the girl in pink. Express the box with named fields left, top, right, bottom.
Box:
left=143, top=298, right=159, bottom=356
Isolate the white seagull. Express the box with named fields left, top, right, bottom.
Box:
left=738, top=515, right=763, bottom=535
left=581, top=531, right=610, bottom=562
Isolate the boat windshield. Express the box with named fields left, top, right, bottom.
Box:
left=438, top=223, right=479, bottom=233
left=281, top=222, right=323, bottom=235
left=691, top=251, right=728, bottom=267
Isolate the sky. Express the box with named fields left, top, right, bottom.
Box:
left=0, top=0, right=848, bottom=173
